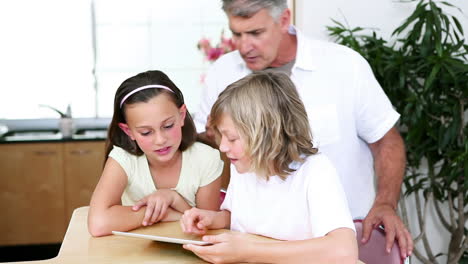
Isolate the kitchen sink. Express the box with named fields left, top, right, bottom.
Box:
left=0, top=118, right=110, bottom=142
left=1, top=130, right=107, bottom=141
left=2, top=130, right=60, bottom=140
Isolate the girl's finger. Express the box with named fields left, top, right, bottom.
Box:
left=196, top=216, right=212, bottom=230
left=183, top=215, right=195, bottom=233
left=180, top=218, right=187, bottom=232
left=186, top=244, right=215, bottom=255
left=183, top=214, right=203, bottom=234
left=203, top=233, right=227, bottom=244
left=133, top=199, right=147, bottom=211
left=190, top=215, right=207, bottom=235
left=189, top=226, right=207, bottom=235
left=143, top=203, right=155, bottom=226
left=151, top=202, right=161, bottom=224
left=184, top=245, right=214, bottom=263
left=157, top=204, right=168, bottom=222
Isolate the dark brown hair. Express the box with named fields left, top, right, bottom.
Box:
left=104, top=70, right=197, bottom=159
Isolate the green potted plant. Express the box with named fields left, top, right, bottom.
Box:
left=327, top=1, right=467, bottom=263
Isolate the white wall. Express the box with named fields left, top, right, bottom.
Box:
left=92, top=0, right=229, bottom=118
left=0, top=0, right=94, bottom=119
left=294, top=1, right=468, bottom=263
left=295, top=0, right=468, bottom=42
left=0, top=0, right=229, bottom=119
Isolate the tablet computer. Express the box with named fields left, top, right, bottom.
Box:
left=112, top=231, right=212, bottom=246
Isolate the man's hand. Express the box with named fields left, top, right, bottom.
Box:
left=367, top=127, right=412, bottom=259
left=362, top=203, right=413, bottom=259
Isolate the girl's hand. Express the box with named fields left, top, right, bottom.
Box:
left=180, top=208, right=218, bottom=235
left=183, top=233, right=252, bottom=263
left=132, top=189, right=175, bottom=226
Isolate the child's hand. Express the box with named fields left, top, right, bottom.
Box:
left=183, top=233, right=252, bottom=263
left=180, top=208, right=217, bottom=235
left=133, top=189, right=175, bottom=226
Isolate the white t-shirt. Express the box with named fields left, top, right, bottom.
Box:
left=109, top=142, right=224, bottom=206
left=221, top=153, right=355, bottom=240
left=195, top=26, right=400, bottom=219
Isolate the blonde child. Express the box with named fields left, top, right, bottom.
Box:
left=88, top=70, right=223, bottom=237
left=181, top=71, right=358, bottom=263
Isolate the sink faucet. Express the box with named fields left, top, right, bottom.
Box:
left=39, top=104, right=71, bottom=118
left=39, top=104, right=74, bottom=138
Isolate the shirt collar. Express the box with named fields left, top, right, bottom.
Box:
left=290, top=25, right=317, bottom=71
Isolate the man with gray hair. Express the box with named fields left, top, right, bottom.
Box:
left=194, top=0, right=413, bottom=261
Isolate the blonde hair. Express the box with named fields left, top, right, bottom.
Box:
left=210, top=71, right=317, bottom=179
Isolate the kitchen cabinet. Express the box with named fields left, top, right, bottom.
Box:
left=0, top=141, right=105, bottom=246
left=63, top=142, right=105, bottom=222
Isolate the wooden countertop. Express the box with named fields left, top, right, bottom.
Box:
left=8, top=207, right=364, bottom=263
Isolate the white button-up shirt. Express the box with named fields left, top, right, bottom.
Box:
left=195, top=26, right=400, bottom=219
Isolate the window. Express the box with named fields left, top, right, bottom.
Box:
left=0, top=0, right=229, bottom=119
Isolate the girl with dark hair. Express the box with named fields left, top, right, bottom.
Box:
left=88, top=70, right=223, bottom=237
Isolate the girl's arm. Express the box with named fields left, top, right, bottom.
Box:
left=135, top=148, right=224, bottom=217
left=170, top=191, right=192, bottom=212
left=195, top=176, right=223, bottom=210
left=185, top=227, right=358, bottom=264
left=88, top=158, right=182, bottom=237
left=141, top=174, right=223, bottom=216
left=132, top=189, right=191, bottom=214
left=88, top=158, right=143, bottom=236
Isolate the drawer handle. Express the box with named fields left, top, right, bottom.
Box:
left=70, top=149, right=92, bottom=155
left=34, top=150, right=57, bottom=156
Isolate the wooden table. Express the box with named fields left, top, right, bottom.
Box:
left=9, top=207, right=364, bottom=263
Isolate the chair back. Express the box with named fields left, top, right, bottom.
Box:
left=354, top=219, right=407, bottom=264
left=219, top=189, right=227, bottom=204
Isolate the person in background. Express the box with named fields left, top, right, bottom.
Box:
left=182, top=71, right=357, bottom=264
left=194, top=0, right=413, bottom=258
left=88, top=70, right=223, bottom=237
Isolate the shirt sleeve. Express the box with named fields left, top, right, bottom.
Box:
left=354, top=54, right=400, bottom=143
left=108, top=146, right=134, bottom=184
left=306, top=155, right=355, bottom=237
left=194, top=63, right=222, bottom=133
left=194, top=52, right=249, bottom=133
left=196, top=143, right=224, bottom=187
